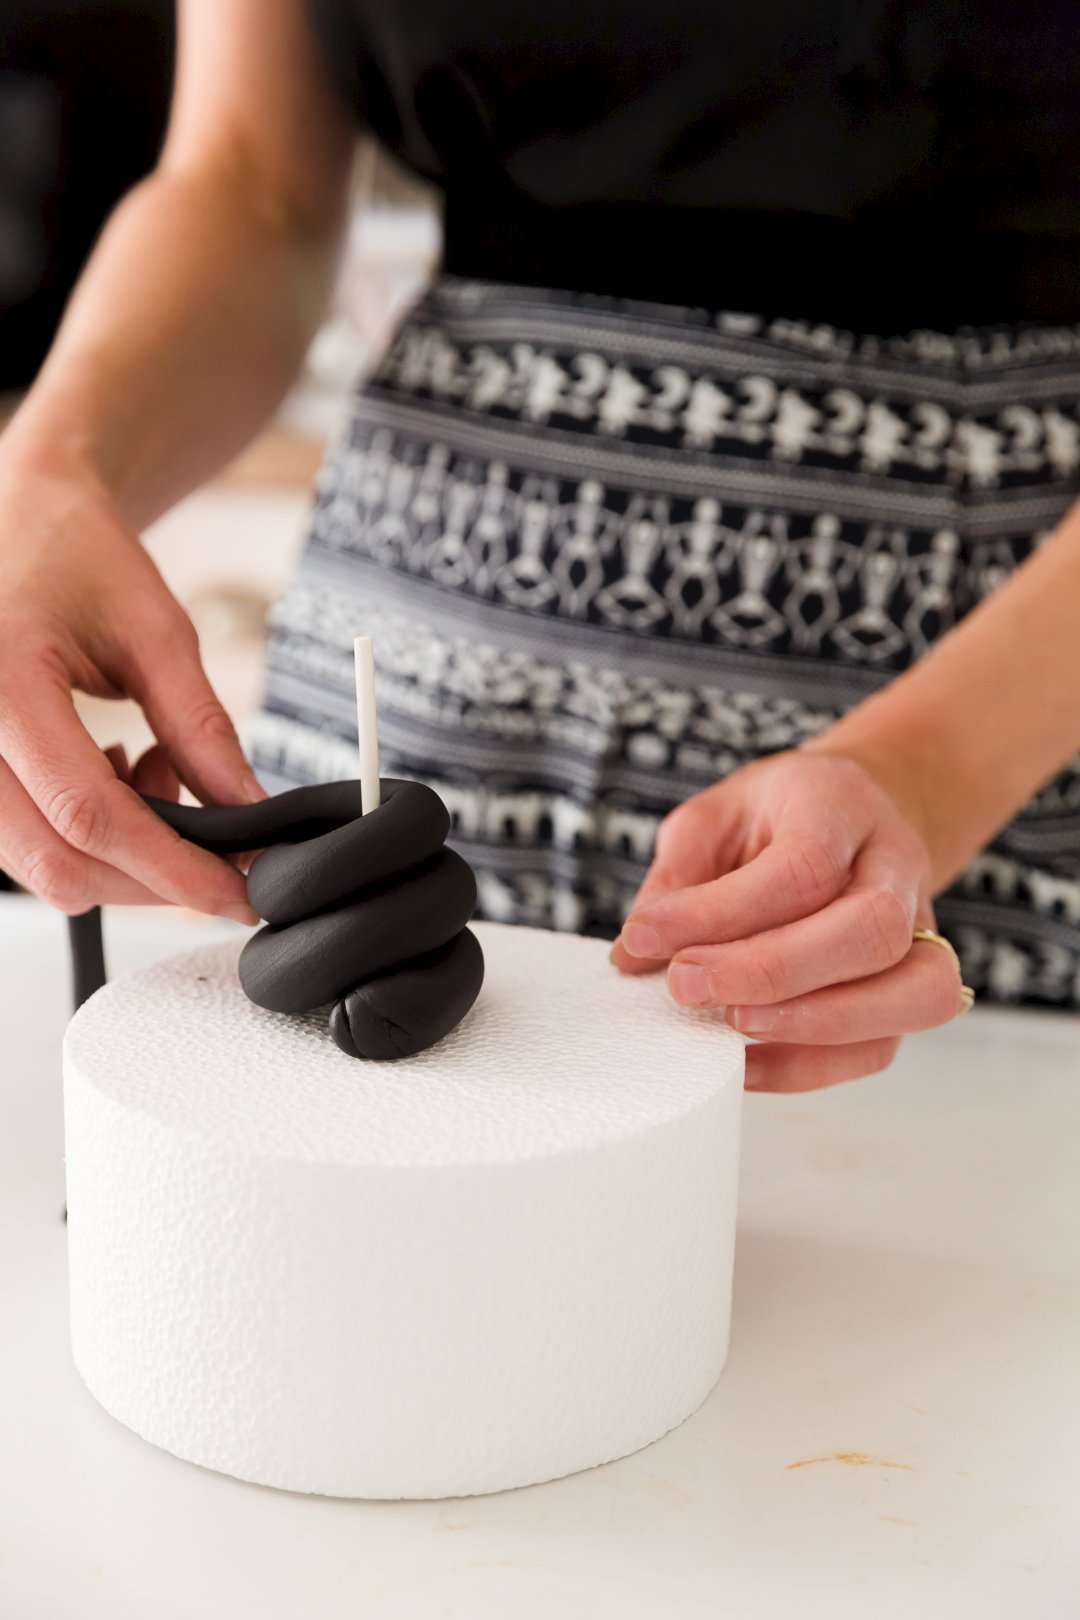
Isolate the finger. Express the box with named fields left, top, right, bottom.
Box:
left=132, top=742, right=181, bottom=802
left=631, top=830, right=715, bottom=911
left=610, top=930, right=668, bottom=975
left=728, top=943, right=967, bottom=1042
left=613, top=862, right=690, bottom=970
left=103, top=743, right=131, bottom=785
left=131, top=743, right=252, bottom=870
left=0, top=681, right=258, bottom=921
left=644, top=791, right=740, bottom=896
left=0, top=755, right=162, bottom=909
left=744, top=1036, right=901, bottom=1093
left=121, top=614, right=265, bottom=808
left=620, top=824, right=859, bottom=963
left=666, top=839, right=918, bottom=1009
left=613, top=872, right=712, bottom=976
left=613, top=795, right=741, bottom=976
left=126, top=741, right=257, bottom=872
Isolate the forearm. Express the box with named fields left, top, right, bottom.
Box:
left=3, top=161, right=345, bottom=529
left=805, top=507, right=1080, bottom=890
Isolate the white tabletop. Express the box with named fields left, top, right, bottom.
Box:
left=2, top=896, right=1078, bottom=1620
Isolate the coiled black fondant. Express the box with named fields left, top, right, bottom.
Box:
left=69, top=778, right=483, bottom=1061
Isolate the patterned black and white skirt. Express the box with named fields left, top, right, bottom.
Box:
left=250, top=276, right=1080, bottom=1008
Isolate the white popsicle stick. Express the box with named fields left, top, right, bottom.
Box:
left=353, top=635, right=381, bottom=815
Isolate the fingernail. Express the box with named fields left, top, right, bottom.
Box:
left=224, top=900, right=259, bottom=926
left=731, top=1005, right=777, bottom=1035
left=668, top=962, right=714, bottom=1006
left=242, top=771, right=267, bottom=803
left=621, top=920, right=662, bottom=958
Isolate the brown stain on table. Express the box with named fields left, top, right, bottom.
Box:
left=786, top=1452, right=914, bottom=1472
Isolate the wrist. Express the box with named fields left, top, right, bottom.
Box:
left=801, top=720, right=960, bottom=891
left=0, top=389, right=118, bottom=510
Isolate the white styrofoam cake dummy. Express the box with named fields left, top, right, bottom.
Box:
left=63, top=921, right=744, bottom=1499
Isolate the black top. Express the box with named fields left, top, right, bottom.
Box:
left=304, top=0, right=1080, bottom=331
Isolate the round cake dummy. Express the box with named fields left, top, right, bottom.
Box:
left=63, top=921, right=744, bottom=1499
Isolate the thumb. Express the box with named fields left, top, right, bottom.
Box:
left=610, top=874, right=680, bottom=975
left=631, top=788, right=737, bottom=911
left=612, top=794, right=730, bottom=975
left=126, top=615, right=265, bottom=809
left=630, top=857, right=699, bottom=914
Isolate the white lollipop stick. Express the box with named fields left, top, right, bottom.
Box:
left=353, top=635, right=381, bottom=815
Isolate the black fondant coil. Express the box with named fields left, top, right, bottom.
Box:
left=70, top=779, right=484, bottom=1061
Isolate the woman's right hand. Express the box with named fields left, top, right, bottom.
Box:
left=0, top=457, right=262, bottom=920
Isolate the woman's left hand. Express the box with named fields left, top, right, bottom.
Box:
left=610, top=750, right=970, bottom=1092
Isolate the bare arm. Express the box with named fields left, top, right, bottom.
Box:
left=6, top=0, right=354, bottom=527
left=0, top=0, right=354, bottom=921
left=803, top=504, right=1080, bottom=890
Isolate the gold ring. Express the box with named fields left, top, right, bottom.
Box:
left=911, top=927, right=976, bottom=1015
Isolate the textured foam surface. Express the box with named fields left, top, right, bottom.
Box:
left=64, top=922, right=744, bottom=1499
